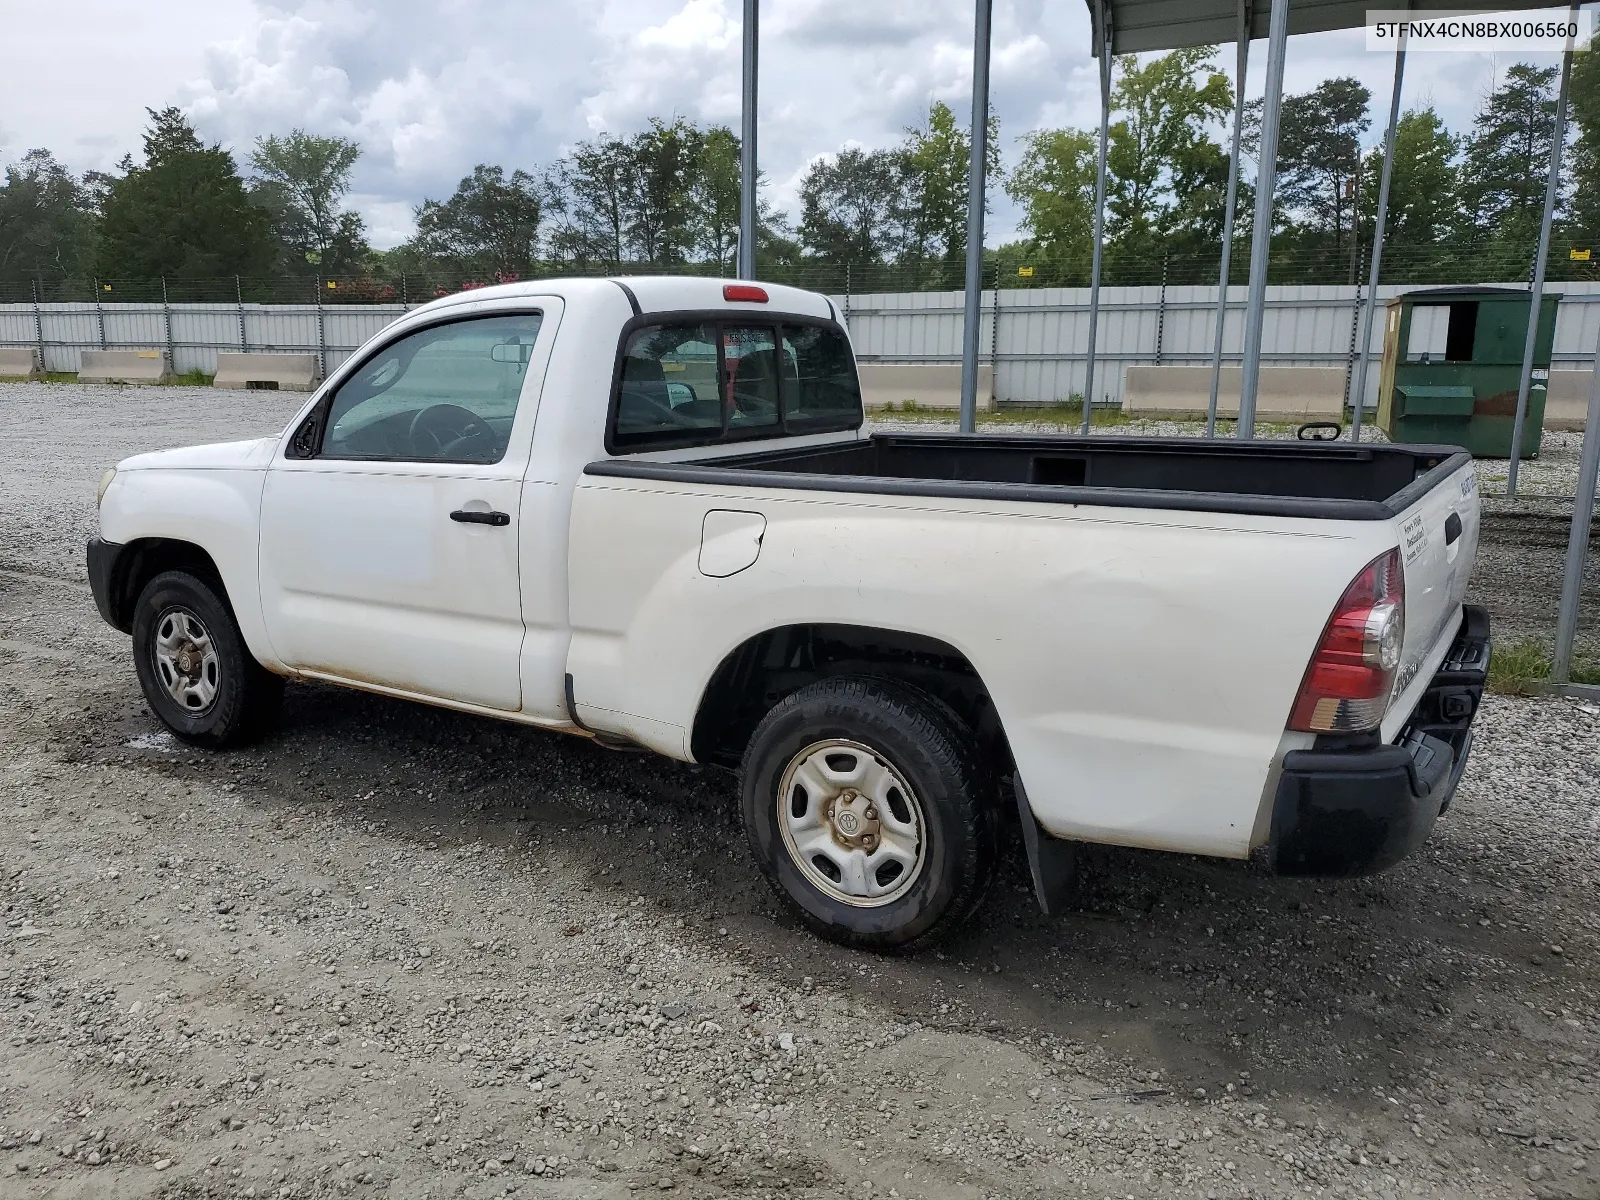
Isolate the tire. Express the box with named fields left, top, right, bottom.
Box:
left=131, top=570, right=283, bottom=748
left=739, top=676, right=995, bottom=950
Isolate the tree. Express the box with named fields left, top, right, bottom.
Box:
left=1104, top=47, right=1231, bottom=252
left=1274, top=77, right=1372, bottom=262
left=1565, top=48, right=1600, bottom=253
left=249, top=130, right=368, bottom=274
left=900, top=100, right=999, bottom=263
left=691, top=125, right=742, bottom=269
left=1458, top=63, right=1560, bottom=246
left=0, top=149, right=98, bottom=278
left=797, top=147, right=908, bottom=266
left=1359, top=107, right=1459, bottom=273
left=95, top=107, right=275, bottom=279
left=545, top=136, right=633, bottom=268
left=411, top=164, right=543, bottom=278
left=623, top=118, right=702, bottom=266
left=1004, top=128, right=1097, bottom=280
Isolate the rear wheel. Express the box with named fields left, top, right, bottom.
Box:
left=132, top=570, right=282, bottom=748
left=740, top=677, right=994, bottom=949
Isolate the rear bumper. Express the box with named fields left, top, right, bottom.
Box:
left=87, top=536, right=129, bottom=631
left=1267, top=604, right=1490, bottom=876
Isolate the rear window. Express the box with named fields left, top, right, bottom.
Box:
left=610, top=316, right=862, bottom=451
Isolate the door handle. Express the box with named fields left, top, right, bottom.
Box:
left=1444, top=512, right=1463, bottom=545
left=450, top=509, right=510, bottom=527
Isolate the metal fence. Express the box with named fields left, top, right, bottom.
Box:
left=842, top=281, right=1600, bottom=408
left=5, top=280, right=1600, bottom=407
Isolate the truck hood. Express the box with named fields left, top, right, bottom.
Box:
left=119, top=436, right=280, bottom=472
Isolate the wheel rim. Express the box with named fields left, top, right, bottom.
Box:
left=151, top=606, right=220, bottom=715
left=776, top=738, right=926, bottom=908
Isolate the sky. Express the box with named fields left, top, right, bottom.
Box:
left=0, top=0, right=1583, bottom=250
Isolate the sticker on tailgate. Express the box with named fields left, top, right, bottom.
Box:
left=1401, top=512, right=1428, bottom=565
left=1459, top=472, right=1477, bottom=498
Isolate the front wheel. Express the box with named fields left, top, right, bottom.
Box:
left=131, top=570, right=283, bottom=748
left=739, top=677, right=994, bottom=950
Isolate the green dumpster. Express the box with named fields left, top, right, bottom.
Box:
left=1375, top=285, right=1561, bottom=458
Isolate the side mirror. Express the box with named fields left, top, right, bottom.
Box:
left=491, top=342, right=534, bottom=364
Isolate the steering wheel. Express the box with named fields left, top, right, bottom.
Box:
left=409, top=403, right=499, bottom=461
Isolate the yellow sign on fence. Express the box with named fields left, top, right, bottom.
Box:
left=1017, top=266, right=1034, bottom=277
left=1572, top=248, right=1592, bottom=261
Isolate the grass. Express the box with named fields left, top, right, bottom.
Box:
left=1487, top=636, right=1600, bottom=695
left=19, top=370, right=215, bottom=386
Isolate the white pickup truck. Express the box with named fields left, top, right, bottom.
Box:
left=90, top=276, right=1491, bottom=948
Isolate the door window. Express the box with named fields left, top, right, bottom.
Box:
left=316, top=313, right=543, bottom=464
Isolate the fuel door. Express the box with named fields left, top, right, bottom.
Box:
left=699, top=510, right=766, bottom=578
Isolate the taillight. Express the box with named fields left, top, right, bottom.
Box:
left=1288, top=549, right=1406, bottom=733
left=723, top=284, right=768, bottom=303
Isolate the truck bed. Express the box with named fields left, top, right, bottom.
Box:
left=587, top=432, right=1470, bottom=521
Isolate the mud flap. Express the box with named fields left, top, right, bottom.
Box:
left=1013, top=777, right=1078, bottom=915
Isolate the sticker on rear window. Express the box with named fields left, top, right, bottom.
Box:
left=1401, top=513, right=1428, bottom=565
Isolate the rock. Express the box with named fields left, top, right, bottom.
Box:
left=173, top=949, right=189, bottom=961
left=154, top=1158, right=172, bottom=1171
left=661, top=1001, right=689, bottom=1020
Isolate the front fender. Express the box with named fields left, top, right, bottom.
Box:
left=97, top=467, right=281, bottom=670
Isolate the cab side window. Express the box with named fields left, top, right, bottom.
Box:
left=311, top=313, right=543, bottom=464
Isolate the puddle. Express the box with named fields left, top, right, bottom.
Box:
left=124, top=730, right=178, bottom=753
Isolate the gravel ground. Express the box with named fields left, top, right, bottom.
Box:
left=1, top=382, right=1597, bottom=1200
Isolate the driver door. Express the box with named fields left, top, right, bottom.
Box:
left=257, top=307, right=552, bottom=711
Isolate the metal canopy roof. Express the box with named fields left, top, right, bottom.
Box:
left=1090, top=0, right=1564, bottom=55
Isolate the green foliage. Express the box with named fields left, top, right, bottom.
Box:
left=412, top=164, right=543, bottom=278
left=96, top=108, right=275, bottom=279
left=1488, top=637, right=1551, bottom=695
left=0, top=149, right=99, bottom=278
left=1005, top=128, right=1096, bottom=281
left=1275, top=77, right=1372, bottom=263
left=1567, top=47, right=1600, bottom=251
left=249, top=130, right=367, bottom=274
left=1106, top=48, right=1232, bottom=252
left=1459, top=64, right=1560, bottom=244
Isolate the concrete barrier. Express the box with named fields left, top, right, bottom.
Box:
left=0, top=348, right=40, bottom=379
left=1123, top=365, right=1347, bottom=423
left=858, top=362, right=994, bottom=412
left=1546, top=370, right=1594, bottom=431
left=78, top=349, right=170, bottom=384
left=213, top=352, right=322, bottom=391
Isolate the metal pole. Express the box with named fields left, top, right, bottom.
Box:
left=738, top=0, right=759, bottom=280
left=1155, top=254, right=1168, bottom=365
left=1349, top=33, right=1406, bottom=442
left=990, top=259, right=1001, bottom=404
left=401, top=271, right=409, bottom=308
left=236, top=275, right=247, bottom=350
left=844, top=262, right=852, bottom=327
left=1081, top=0, right=1113, bottom=434
left=315, top=276, right=327, bottom=377
left=1237, top=0, right=1290, bottom=439
left=1553, top=326, right=1600, bottom=681
left=162, top=277, right=175, bottom=375
left=958, top=0, right=994, bottom=434
left=32, top=279, right=45, bottom=375
left=94, top=278, right=106, bottom=349
left=1507, top=1, right=1579, bottom=495
left=1208, top=6, right=1251, bottom=437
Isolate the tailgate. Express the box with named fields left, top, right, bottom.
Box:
left=1382, top=461, right=1480, bottom=741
